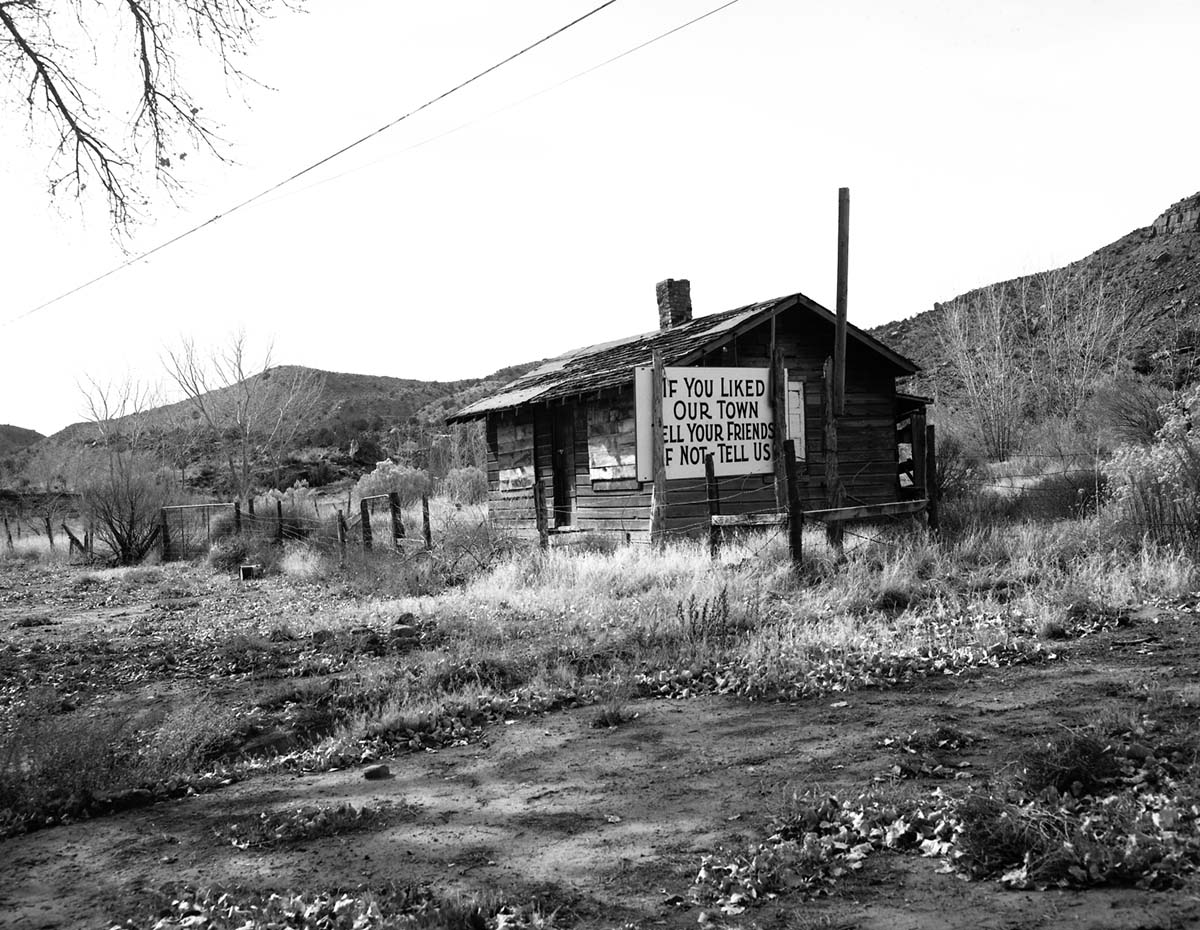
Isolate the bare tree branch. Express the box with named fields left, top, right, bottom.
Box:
left=1, top=0, right=298, bottom=233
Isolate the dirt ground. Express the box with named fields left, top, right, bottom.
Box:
left=3, top=566, right=1200, bottom=929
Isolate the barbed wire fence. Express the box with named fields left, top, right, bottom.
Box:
left=149, top=439, right=1151, bottom=574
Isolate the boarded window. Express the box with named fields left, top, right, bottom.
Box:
left=587, top=402, right=637, bottom=480
left=496, top=421, right=535, bottom=491
left=786, top=379, right=806, bottom=460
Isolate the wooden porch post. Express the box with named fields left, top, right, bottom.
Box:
left=649, top=350, right=667, bottom=549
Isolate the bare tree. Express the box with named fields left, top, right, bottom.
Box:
left=938, top=285, right=1027, bottom=461
left=79, top=377, right=169, bottom=564
left=0, top=0, right=297, bottom=231
left=1029, top=266, right=1133, bottom=421
left=164, top=333, right=325, bottom=503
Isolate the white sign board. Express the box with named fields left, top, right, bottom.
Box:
left=635, top=366, right=779, bottom=480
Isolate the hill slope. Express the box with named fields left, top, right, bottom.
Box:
left=13, top=362, right=541, bottom=491
left=870, top=192, right=1200, bottom=398
left=0, top=425, right=44, bottom=457
left=41, top=362, right=541, bottom=449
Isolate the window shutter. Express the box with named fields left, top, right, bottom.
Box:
left=785, top=380, right=806, bottom=460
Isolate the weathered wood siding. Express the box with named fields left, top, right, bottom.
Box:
left=485, top=309, right=900, bottom=540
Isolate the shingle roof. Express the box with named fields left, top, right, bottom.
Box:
left=448, top=291, right=918, bottom=422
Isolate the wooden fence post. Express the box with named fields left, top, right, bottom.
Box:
left=2, top=514, right=12, bottom=550
left=422, top=494, right=433, bottom=551
left=276, top=499, right=284, bottom=543
left=533, top=478, right=549, bottom=551
left=360, top=499, right=372, bottom=550
left=248, top=496, right=255, bottom=518
left=336, top=510, right=347, bottom=567
left=771, top=345, right=788, bottom=511
left=705, top=453, right=721, bottom=560
left=160, top=509, right=171, bottom=562
left=649, top=350, right=667, bottom=549
left=234, top=501, right=242, bottom=536
left=822, top=358, right=845, bottom=553
left=925, top=424, right=940, bottom=533
left=388, top=492, right=404, bottom=549
left=784, top=439, right=804, bottom=572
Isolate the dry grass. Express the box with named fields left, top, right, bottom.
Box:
left=6, top=508, right=1196, bottom=836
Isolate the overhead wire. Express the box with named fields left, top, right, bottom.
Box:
left=246, top=0, right=745, bottom=211
left=5, top=0, right=623, bottom=326
left=6, top=0, right=746, bottom=328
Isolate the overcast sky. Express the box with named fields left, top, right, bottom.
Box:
left=4, top=0, right=1200, bottom=435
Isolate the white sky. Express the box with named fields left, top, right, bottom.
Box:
left=3, top=0, right=1199, bottom=435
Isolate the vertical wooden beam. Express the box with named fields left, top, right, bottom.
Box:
left=705, top=453, right=720, bottom=560
left=336, top=510, right=347, bottom=567
left=771, top=345, right=788, bottom=512
left=422, top=494, right=433, bottom=551
left=360, top=499, right=373, bottom=550
left=822, top=358, right=845, bottom=552
left=534, top=477, right=549, bottom=551
left=649, top=350, right=667, bottom=549
left=925, top=424, right=940, bottom=533
left=835, top=187, right=849, bottom=417
left=233, top=501, right=242, bottom=536
left=388, top=492, right=404, bottom=549
left=276, top=499, right=284, bottom=544
left=911, top=408, right=928, bottom=497
left=784, top=439, right=804, bottom=573
left=248, top=496, right=255, bottom=519
left=2, top=514, right=12, bottom=550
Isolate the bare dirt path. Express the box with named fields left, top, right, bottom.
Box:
left=4, top=609, right=1200, bottom=930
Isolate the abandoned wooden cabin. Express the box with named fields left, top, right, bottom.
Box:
left=447, top=279, right=928, bottom=542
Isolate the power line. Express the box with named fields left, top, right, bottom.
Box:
left=248, top=0, right=745, bottom=211
left=4, top=0, right=622, bottom=327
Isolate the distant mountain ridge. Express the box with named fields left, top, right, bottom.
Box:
left=870, top=191, right=1200, bottom=398
left=8, top=362, right=541, bottom=491
left=0, top=425, right=43, bottom=457
left=38, top=362, right=542, bottom=449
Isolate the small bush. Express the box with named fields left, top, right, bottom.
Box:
left=442, top=466, right=487, bottom=505
left=207, top=537, right=280, bottom=575
left=355, top=463, right=431, bottom=507
left=0, top=707, right=138, bottom=835
left=1104, top=384, right=1200, bottom=547
left=1017, top=731, right=1119, bottom=796
left=278, top=543, right=328, bottom=580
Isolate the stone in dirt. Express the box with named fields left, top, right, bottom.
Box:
left=363, top=765, right=391, bottom=781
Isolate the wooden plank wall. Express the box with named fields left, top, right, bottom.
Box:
left=485, top=310, right=901, bottom=540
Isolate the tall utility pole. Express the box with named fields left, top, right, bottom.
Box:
left=835, top=187, right=849, bottom=416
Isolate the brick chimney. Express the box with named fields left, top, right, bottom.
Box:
left=656, top=278, right=692, bottom=330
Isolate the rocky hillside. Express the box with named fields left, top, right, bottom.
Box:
left=871, top=192, right=1200, bottom=398
left=0, top=425, right=43, bottom=458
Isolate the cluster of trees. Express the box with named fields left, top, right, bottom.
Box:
left=937, top=266, right=1136, bottom=461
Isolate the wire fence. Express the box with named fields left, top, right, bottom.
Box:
left=160, top=503, right=237, bottom=561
